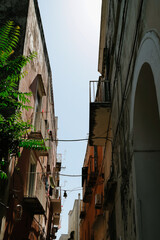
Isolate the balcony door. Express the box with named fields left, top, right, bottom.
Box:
left=28, top=163, right=36, bottom=196
left=34, top=91, right=42, bottom=131
left=28, top=153, right=37, bottom=197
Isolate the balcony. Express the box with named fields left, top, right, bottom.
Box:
left=23, top=173, right=46, bottom=214
left=50, top=187, right=61, bottom=213
left=88, top=156, right=98, bottom=186
left=89, top=80, right=111, bottom=146
left=56, top=162, right=61, bottom=172
left=55, top=153, right=62, bottom=172
left=83, top=180, right=92, bottom=203
left=50, top=226, right=58, bottom=239
left=52, top=213, right=60, bottom=225
left=29, top=112, right=48, bottom=156
left=52, top=227, right=58, bottom=234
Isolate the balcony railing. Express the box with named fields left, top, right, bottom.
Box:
left=50, top=187, right=61, bottom=213
left=29, top=112, right=46, bottom=139
left=55, top=153, right=62, bottom=172
left=89, top=80, right=111, bottom=146
left=29, top=112, right=48, bottom=156
left=52, top=213, right=60, bottom=226
left=88, top=156, right=98, bottom=186
left=90, top=80, right=111, bottom=104
left=23, top=173, right=46, bottom=214
left=35, top=112, right=46, bottom=138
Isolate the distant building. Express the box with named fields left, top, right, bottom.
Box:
left=0, top=0, right=61, bottom=239
left=59, top=194, right=81, bottom=240
left=68, top=194, right=81, bottom=240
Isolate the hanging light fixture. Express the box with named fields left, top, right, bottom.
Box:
left=63, top=190, right=67, bottom=198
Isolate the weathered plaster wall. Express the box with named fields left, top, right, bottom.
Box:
left=0, top=0, right=57, bottom=239
left=80, top=146, right=105, bottom=240
left=100, top=0, right=160, bottom=239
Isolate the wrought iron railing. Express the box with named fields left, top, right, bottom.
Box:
left=87, top=156, right=98, bottom=186
left=25, top=172, right=46, bottom=211
left=89, top=80, right=111, bottom=103
left=51, top=186, right=61, bottom=200
left=34, top=112, right=46, bottom=139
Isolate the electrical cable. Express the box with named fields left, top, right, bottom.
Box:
left=27, top=171, right=82, bottom=177
left=59, top=173, right=81, bottom=177
left=62, top=188, right=82, bottom=192
left=46, top=136, right=113, bottom=142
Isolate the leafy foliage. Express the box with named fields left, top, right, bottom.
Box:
left=0, top=21, right=47, bottom=179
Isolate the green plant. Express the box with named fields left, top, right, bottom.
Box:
left=0, top=21, right=47, bottom=179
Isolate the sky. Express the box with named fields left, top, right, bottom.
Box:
left=37, top=0, right=102, bottom=238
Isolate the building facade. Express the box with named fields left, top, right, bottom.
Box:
left=0, top=0, right=61, bottom=239
left=80, top=145, right=105, bottom=240
left=81, top=0, right=160, bottom=240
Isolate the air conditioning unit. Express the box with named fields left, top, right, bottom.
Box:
left=95, top=194, right=102, bottom=209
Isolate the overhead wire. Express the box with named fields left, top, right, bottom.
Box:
left=27, top=171, right=82, bottom=177
left=59, top=173, right=81, bottom=177
left=46, top=136, right=113, bottom=142
left=61, top=188, right=82, bottom=192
